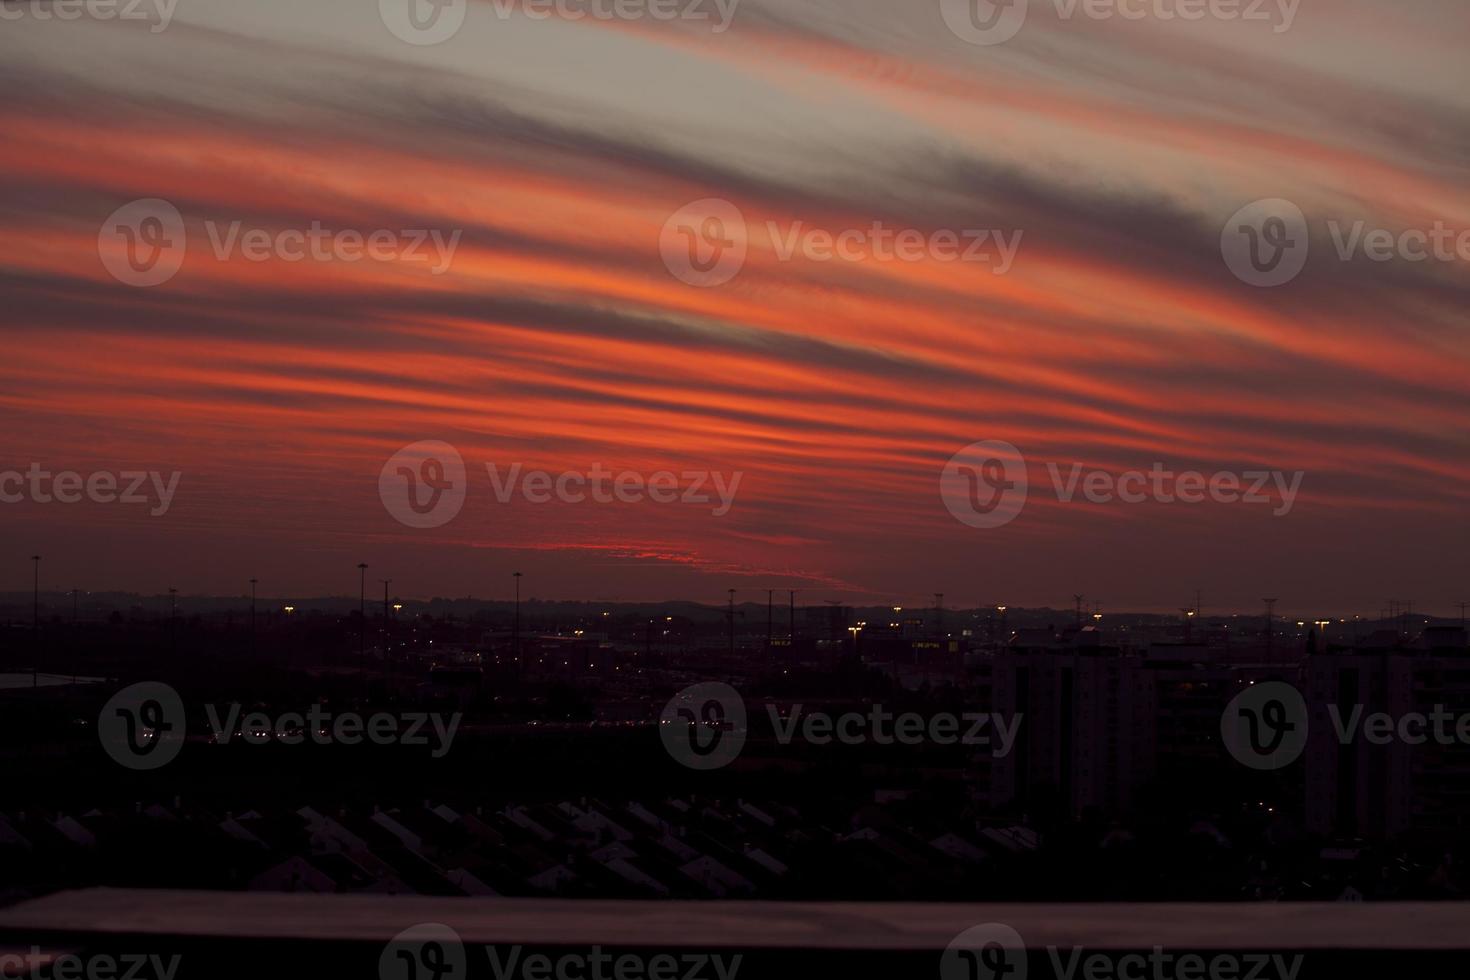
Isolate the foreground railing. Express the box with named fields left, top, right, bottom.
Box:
left=1, top=889, right=1467, bottom=979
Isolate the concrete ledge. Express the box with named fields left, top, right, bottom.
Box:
left=1, top=889, right=1467, bottom=947
left=0, top=890, right=1466, bottom=980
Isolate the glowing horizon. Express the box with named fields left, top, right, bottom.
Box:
left=2, top=0, right=1467, bottom=613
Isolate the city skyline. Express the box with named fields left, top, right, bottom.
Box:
left=3, top=576, right=1466, bottom=622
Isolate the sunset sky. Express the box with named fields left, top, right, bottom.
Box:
left=2, top=0, right=1467, bottom=613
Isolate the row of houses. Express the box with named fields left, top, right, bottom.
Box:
left=0, top=793, right=1041, bottom=903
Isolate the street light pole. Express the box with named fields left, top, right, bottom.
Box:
left=71, top=587, right=79, bottom=686
left=380, top=578, right=391, bottom=655
left=766, top=589, right=773, bottom=654
left=788, top=589, right=796, bottom=646
left=380, top=579, right=393, bottom=692
left=30, top=555, right=40, bottom=688
left=357, top=563, right=368, bottom=665
left=512, top=571, right=523, bottom=665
